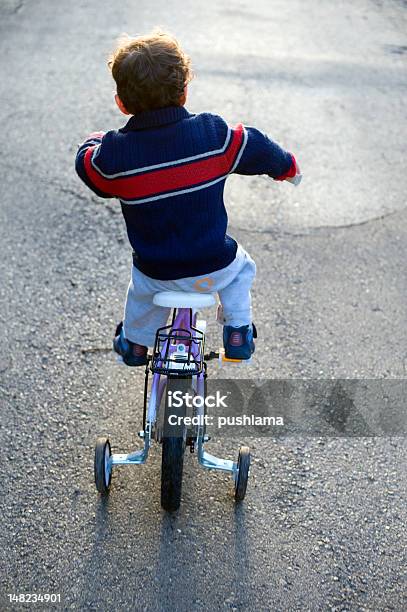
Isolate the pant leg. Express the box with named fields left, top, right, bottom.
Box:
left=217, top=250, right=256, bottom=327
left=122, top=266, right=171, bottom=347
left=170, top=245, right=256, bottom=328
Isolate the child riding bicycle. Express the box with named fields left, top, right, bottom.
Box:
left=75, top=28, right=301, bottom=366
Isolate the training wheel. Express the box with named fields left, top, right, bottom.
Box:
left=234, top=445, right=250, bottom=502
left=94, top=436, right=112, bottom=495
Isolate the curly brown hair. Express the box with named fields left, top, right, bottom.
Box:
left=108, top=28, right=194, bottom=115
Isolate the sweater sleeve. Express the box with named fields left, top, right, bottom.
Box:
left=75, top=132, right=115, bottom=198
left=232, top=125, right=298, bottom=180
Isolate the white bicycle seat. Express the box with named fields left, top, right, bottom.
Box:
left=153, top=291, right=216, bottom=309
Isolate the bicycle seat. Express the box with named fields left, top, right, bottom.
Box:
left=153, top=291, right=216, bottom=309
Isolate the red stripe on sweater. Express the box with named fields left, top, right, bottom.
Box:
left=274, top=153, right=297, bottom=181
left=83, top=124, right=244, bottom=199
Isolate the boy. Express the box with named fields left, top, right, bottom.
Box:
left=75, top=29, right=301, bottom=366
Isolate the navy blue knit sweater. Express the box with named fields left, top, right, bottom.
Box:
left=75, top=106, right=296, bottom=280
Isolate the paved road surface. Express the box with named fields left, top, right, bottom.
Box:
left=0, top=0, right=406, bottom=610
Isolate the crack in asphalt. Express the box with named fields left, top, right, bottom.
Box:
left=1, top=162, right=404, bottom=239
left=0, top=0, right=24, bottom=16
left=232, top=206, right=406, bottom=237
left=1, top=159, right=120, bottom=217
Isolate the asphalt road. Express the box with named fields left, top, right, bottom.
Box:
left=0, top=0, right=406, bottom=610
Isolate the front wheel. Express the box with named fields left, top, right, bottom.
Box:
left=234, top=446, right=251, bottom=502
left=94, top=437, right=112, bottom=495
left=161, top=377, right=189, bottom=512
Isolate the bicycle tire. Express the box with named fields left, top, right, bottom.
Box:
left=161, top=377, right=190, bottom=512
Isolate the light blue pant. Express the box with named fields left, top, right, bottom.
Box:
left=122, top=245, right=256, bottom=347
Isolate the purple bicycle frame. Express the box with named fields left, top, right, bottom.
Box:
left=147, top=307, right=205, bottom=425
left=111, top=303, right=238, bottom=478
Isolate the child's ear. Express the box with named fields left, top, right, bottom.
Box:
left=115, top=94, right=131, bottom=115
left=179, top=84, right=188, bottom=106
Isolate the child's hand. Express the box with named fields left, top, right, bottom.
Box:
left=286, top=172, right=302, bottom=186
left=77, top=131, right=106, bottom=150
left=87, top=131, right=106, bottom=139
left=286, top=161, right=302, bottom=186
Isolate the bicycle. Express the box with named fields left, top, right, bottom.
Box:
left=94, top=290, right=251, bottom=511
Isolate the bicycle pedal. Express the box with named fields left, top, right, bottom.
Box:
left=218, top=348, right=252, bottom=366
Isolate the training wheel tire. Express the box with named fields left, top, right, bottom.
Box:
left=94, top=437, right=112, bottom=495
left=234, top=445, right=250, bottom=502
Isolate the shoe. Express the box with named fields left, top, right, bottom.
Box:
left=223, top=323, right=257, bottom=360
left=113, top=322, right=148, bottom=367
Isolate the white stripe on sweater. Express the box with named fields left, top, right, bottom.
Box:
left=90, top=127, right=233, bottom=179
left=119, top=128, right=248, bottom=205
